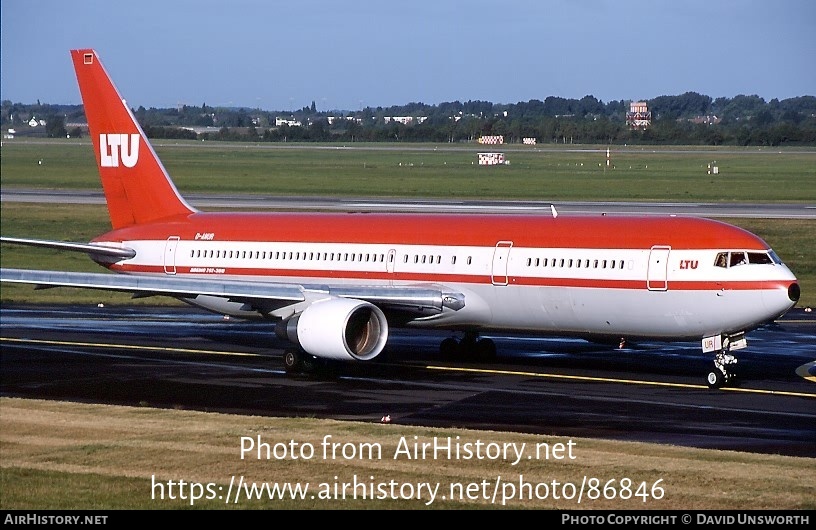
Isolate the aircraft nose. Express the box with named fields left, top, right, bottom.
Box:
left=788, top=282, right=801, bottom=303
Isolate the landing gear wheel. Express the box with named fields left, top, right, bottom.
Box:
left=706, top=369, right=724, bottom=389
left=437, top=334, right=497, bottom=362
left=474, top=338, right=497, bottom=362
left=283, top=349, right=302, bottom=373
left=439, top=337, right=459, bottom=359
left=283, top=349, right=323, bottom=375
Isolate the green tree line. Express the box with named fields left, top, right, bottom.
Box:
left=3, top=91, right=815, bottom=146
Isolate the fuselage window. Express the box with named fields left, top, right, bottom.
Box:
left=527, top=258, right=532, bottom=267
left=543, top=258, right=548, bottom=267
left=593, top=259, right=599, bottom=268
left=403, top=254, right=409, bottom=263
left=451, top=256, right=457, bottom=265
left=467, top=256, right=472, bottom=265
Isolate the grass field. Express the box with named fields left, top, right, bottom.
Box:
left=2, top=139, right=815, bottom=306
left=1, top=140, right=814, bottom=511
left=2, top=397, right=814, bottom=510
left=2, top=139, right=816, bottom=201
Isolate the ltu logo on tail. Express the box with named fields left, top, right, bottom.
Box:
left=100, top=133, right=139, bottom=168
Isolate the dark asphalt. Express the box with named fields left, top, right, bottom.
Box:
left=1, top=303, right=814, bottom=458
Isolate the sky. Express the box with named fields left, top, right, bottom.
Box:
left=2, top=0, right=814, bottom=112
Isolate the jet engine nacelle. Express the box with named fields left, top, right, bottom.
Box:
left=276, top=297, right=388, bottom=361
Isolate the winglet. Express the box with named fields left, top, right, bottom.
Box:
left=71, top=49, right=196, bottom=230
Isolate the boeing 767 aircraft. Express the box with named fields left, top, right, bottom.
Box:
left=0, top=49, right=801, bottom=388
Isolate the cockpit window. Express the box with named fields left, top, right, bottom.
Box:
left=729, top=252, right=748, bottom=267
left=747, top=252, right=773, bottom=265
left=715, top=252, right=728, bottom=268
left=715, top=251, right=775, bottom=268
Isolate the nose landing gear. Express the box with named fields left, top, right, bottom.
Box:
left=703, top=333, right=745, bottom=389
left=706, top=351, right=738, bottom=389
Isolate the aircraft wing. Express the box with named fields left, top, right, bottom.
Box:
left=0, top=268, right=464, bottom=315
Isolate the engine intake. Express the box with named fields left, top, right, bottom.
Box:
left=276, top=297, right=388, bottom=361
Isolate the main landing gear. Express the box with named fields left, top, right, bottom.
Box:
left=703, top=333, right=745, bottom=389
left=439, top=332, right=497, bottom=362
left=283, top=348, right=320, bottom=375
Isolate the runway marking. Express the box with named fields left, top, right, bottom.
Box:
left=4, top=337, right=814, bottom=398
left=424, top=365, right=816, bottom=398
left=0, top=337, right=264, bottom=358
left=795, top=361, right=816, bottom=383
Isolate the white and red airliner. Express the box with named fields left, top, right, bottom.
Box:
left=0, top=49, right=801, bottom=388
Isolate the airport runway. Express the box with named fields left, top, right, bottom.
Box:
left=1, top=303, right=814, bottom=457
left=3, top=188, right=815, bottom=218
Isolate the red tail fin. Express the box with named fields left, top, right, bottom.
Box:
left=71, top=49, right=196, bottom=230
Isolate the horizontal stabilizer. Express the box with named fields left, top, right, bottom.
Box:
left=1, top=237, right=136, bottom=259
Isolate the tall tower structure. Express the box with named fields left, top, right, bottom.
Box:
left=626, top=101, right=651, bottom=129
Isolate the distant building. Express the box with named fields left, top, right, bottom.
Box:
left=275, top=117, right=302, bottom=127
left=626, top=101, right=651, bottom=129
left=383, top=116, right=427, bottom=125
left=689, top=115, right=721, bottom=125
